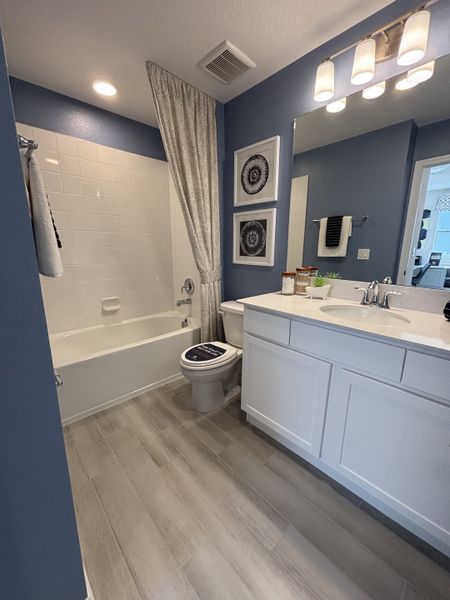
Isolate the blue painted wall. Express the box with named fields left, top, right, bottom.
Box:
left=223, top=0, right=450, bottom=300
left=10, top=76, right=166, bottom=160
left=293, top=120, right=415, bottom=281
left=414, top=117, right=450, bottom=162
left=0, top=33, right=86, bottom=600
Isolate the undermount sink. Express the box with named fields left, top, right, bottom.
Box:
left=320, top=304, right=410, bottom=326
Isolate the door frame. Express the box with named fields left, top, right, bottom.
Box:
left=398, top=153, right=450, bottom=285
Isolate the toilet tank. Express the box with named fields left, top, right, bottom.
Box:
left=220, top=301, right=244, bottom=348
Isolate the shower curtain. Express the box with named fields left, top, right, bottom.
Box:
left=147, top=62, right=222, bottom=342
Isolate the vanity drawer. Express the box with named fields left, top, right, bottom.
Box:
left=402, top=351, right=450, bottom=402
left=244, top=309, right=290, bottom=345
left=290, top=321, right=405, bottom=381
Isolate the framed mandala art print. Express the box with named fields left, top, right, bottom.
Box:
left=233, top=208, right=277, bottom=267
left=234, top=136, right=280, bottom=206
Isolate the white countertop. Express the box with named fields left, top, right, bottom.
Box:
left=238, top=293, right=450, bottom=355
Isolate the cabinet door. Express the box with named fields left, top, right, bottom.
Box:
left=328, top=370, right=450, bottom=546
left=242, top=334, right=331, bottom=457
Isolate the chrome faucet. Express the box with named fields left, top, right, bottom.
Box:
left=354, top=280, right=379, bottom=305
left=367, top=280, right=380, bottom=305
left=355, top=280, right=402, bottom=309
left=378, top=290, right=402, bottom=309
left=355, top=286, right=371, bottom=305
left=176, top=297, right=192, bottom=307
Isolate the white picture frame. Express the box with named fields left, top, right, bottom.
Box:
left=234, top=135, right=280, bottom=206
left=233, top=208, right=277, bottom=266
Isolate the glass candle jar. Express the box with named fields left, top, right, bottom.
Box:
left=295, top=268, right=310, bottom=295
left=281, top=272, right=295, bottom=295
left=306, top=266, right=319, bottom=285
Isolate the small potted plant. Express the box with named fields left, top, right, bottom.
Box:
left=306, top=272, right=340, bottom=299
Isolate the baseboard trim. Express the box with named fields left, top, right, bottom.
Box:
left=84, top=567, right=94, bottom=600
left=62, top=372, right=183, bottom=426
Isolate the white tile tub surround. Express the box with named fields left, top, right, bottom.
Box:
left=16, top=122, right=175, bottom=333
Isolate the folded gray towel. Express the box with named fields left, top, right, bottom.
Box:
left=21, top=150, right=63, bottom=277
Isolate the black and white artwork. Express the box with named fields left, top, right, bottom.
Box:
left=233, top=208, right=276, bottom=266
left=234, top=136, right=280, bottom=206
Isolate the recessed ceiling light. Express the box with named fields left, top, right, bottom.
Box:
left=92, top=80, right=117, bottom=96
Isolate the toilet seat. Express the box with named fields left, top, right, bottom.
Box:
left=181, top=341, right=238, bottom=371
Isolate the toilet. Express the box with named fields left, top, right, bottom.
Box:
left=180, top=301, right=244, bottom=413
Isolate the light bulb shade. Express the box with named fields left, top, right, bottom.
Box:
left=397, top=10, right=430, bottom=66
left=314, top=60, right=335, bottom=102
left=407, top=59, right=435, bottom=83
left=362, top=80, right=386, bottom=99
left=326, top=97, right=346, bottom=113
left=351, top=38, right=376, bottom=85
left=395, top=77, right=418, bottom=91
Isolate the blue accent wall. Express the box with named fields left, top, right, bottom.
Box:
left=9, top=76, right=166, bottom=160
left=293, top=121, right=415, bottom=281
left=0, top=33, right=86, bottom=600
left=414, top=117, right=450, bottom=163
left=223, top=0, right=450, bottom=300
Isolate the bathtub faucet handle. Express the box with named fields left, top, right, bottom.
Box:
left=181, top=278, right=195, bottom=296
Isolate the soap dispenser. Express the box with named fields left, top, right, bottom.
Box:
left=444, top=300, right=450, bottom=320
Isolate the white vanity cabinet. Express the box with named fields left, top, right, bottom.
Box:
left=242, top=333, right=331, bottom=457
left=323, top=370, right=450, bottom=543
left=241, top=306, right=450, bottom=556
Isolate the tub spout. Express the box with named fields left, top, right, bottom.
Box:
left=176, top=298, right=192, bottom=306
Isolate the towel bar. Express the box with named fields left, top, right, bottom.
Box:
left=312, top=215, right=368, bottom=224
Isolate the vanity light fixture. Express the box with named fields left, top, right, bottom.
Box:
left=397, top=10, right=430, bottom=66
left=313, top=2, right=437, bottom=106
left=326, top=97, right=346, bottom=113
left=351, top=38, right=376, bottom=85
left=407, top=59, right=435, bottom=83
left=92, top=80, right=117, bottom=96
left=395, top=77, right=418, bottom=90
left=314, top=59, right=335, bottom=102
left=362, top=80, right=386, bottom=99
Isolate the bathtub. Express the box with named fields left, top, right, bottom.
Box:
left=51, top=311, right=200, bottom=424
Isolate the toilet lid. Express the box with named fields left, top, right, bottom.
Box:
left=181, top=341, right=238, bottom=369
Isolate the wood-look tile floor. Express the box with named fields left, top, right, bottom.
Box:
left=64, top=380, right=450, bottom=600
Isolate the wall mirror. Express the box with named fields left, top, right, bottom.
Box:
left=289, top=52, right=450, bottom=291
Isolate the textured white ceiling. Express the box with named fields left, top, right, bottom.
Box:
left=0, top=0, right=392, bottom=127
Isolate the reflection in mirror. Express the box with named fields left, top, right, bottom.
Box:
left=290, top=53, right=450, bottom=290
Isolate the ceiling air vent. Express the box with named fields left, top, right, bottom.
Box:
left=200, top=41, right=256, bottom=84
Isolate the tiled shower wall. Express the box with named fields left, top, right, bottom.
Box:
left=16, top=122, right=183, bottom=334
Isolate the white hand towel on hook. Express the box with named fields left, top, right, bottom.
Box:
left=21, top=150, right=63, bottom=277
left=317, top=216, right=352, bottom=257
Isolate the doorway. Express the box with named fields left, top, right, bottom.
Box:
left=398, top=155, right=450, bottom=288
